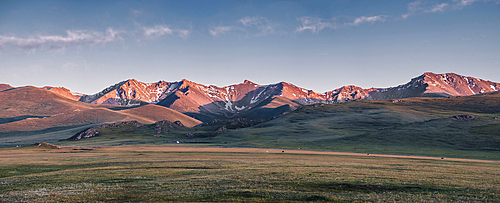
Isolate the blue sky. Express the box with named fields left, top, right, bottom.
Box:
left=1, top=0, right=499, bottom=94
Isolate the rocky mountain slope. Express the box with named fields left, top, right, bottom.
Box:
left=76, top=72, right=499, bottom=121
left=415, top=72, right=499, bottom=96
left=370, top=72, right=500, bottom=100
left=3, top=72, right=498, bottom=122
left=78, top=79, right=178, bottom=106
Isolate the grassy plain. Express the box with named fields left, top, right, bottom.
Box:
left=56, top=92, right=500, bottom=160
left=1, top=146, right=499, bottom=202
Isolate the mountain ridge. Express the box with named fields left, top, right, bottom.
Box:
left=70, top=72, right=500, bottom=121
left=2, top=72, right=499, bottom=122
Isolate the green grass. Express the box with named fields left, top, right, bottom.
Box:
left=0, top=124, right=97, bottom=148
left=51, top=93, right=500, bottom=160
left=0, top=147, right=499, bottom=202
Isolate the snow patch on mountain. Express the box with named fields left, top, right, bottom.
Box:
left=250, top=89, right=266, bottom=104
left=234, top=106, right=246, bottom=111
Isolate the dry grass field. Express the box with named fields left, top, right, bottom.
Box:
left=1, top=146, right=499, bottom=202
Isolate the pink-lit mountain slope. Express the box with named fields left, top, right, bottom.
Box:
left=79, top=79, right=177, bottom=106
left=79, top=72, right=499, bottom=121
left=417, top=72, right=499, bottom=96
left=0, top=86, right=201, bottom=133
left=43, top=86, right=84, bottom=101
left=369, top=72, right=500, bottom=100
left=0, top=84, right=13, bottom=92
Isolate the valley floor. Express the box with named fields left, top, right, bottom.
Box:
left=1, top=146, right=499, bottom=202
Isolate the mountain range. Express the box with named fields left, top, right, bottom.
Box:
left=57, top=85, right=500, bottom=160
left=1, top=72, right=499, bottom=148
left=35, top=72, right=499, bottom=122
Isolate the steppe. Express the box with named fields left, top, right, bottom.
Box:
left=1, top=146, right=499, bottom=202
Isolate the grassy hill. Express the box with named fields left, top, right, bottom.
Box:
left=0, top=87, right=201, bottom=147
left=214, top=92, right=500, bottom=158
left=57, top=91, right=500, bottom=160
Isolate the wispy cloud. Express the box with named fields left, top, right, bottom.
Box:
left=296, top=15, right=387, bottom=33
left=402, top=0, right=423, bottom=19
left=209, top=26, right=234, bottom=36
left=403, top=0, right=481, bottom=19
left=295, top=17, right=337, bottom=33
left=0, top=27, right=122, bottom=52
left=0, top=23, right=192, bottom=53
left=143, top=25, right=190, bottom=38
left=427, top=3, right=449, bottom=12
left=454, top=0, right=478, bottom=6
left=239, top=16, right=263, bottom=26
left=402, top=1, right=449, bottom=18
left=351, top=15, right=387, bottom=26
left=209, top=16, right=278, bottom=37
left=239, top=16, right=278, bottom=36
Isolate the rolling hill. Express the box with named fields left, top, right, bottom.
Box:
left=0, top=86, right=201, bottom=147
left=60, top=91, right=500, bottom=160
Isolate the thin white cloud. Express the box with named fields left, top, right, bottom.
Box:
left=209, top=16, right=278, bottom=37
left=402, top=1, right=449, bottom=18
left=402, top=0, right=422, bottom=19
left=209, top=26, right=234, bottom=36
left=351, top=15, right=387, bottom=26
left=239, top=16, right=277, bottom=36
left=143, top=25, right=190, bottom=38
left=454, top=0, right=478, bottom=6
left=296, top=15, right=387, bottom=33
left=239, top=16, right=263, bottom=26
left=403, top=0, right=482, bottom=19
left=144, top=25, right=173, bottom=36
left=0, top=27, right=122, bottom=52
left=295, top=17, right=337, bottom=33
left=428, top=3, right=449, bottom=12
